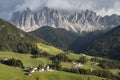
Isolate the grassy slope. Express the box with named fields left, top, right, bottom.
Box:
left=0, top=63, right=106, bottom=80
left=24, top=71, right=107, bottom=80
left=37, top=43, right=64, bottom=55
left=37, top=43, right=83, bottom=59
left=0, top=51, right=51, bottom=66
left=109, top=69, right=120, bottom=74
left=0, top=63, right=25, bottom=80
left=0, top=42, right=110, bottom=80
left=67, top=52, right=81, bottom=60
left=0, top=41, right=103, bottom=70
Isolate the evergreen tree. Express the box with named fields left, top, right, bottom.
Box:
left=78, top=56, right=87, bottom=64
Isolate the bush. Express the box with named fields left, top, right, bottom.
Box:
left=0, top=58, right=24, bottom=68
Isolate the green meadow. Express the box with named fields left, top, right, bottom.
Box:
left=0, top=63, right=106, bottom=80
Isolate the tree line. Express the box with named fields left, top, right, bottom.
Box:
left=91, top=57, right=120, bottom=69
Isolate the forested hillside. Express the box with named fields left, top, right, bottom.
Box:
left=85, top=25, right=120, bottom=60
left=0, top=19, right=43, bottom=54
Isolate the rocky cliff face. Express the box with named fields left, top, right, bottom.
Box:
left=10, top=7, right=120, bottom=32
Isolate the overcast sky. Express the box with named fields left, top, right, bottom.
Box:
left=0, top=0, right=120, bottom=20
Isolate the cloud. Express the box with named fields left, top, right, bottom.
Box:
left=14, top=0, right=120, bottom=16
left=46, top=0, right=73, bottom=10
left=15, top=0, right=47, bottom=11
left=95, top=0, right=120, bottom=16
left=0, top=0, right=24, bottom=20
left=0, top=0, right=120, bottom=20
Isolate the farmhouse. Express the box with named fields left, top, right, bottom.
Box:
left=73, top=62, right=83, bottom=68
left=25, top=64, right=54, bottom=74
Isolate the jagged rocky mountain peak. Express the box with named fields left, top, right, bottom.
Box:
left=10, top=7, right=120, bottom=33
